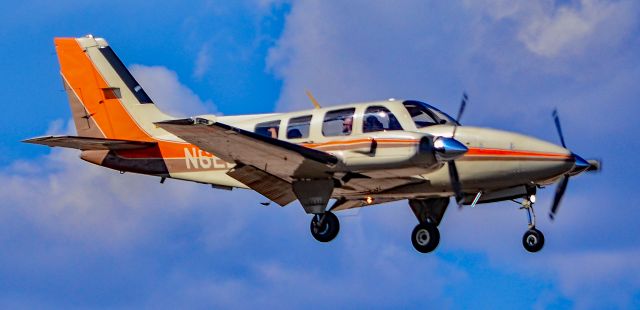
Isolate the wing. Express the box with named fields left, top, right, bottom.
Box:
left=330, top=197, right=403, bottom=212
left=156, top=119, right=338, bottom=179
left=23, top=136, right=156, bottom=150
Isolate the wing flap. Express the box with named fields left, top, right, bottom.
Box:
left=23, top=136, right=156, bottom=151
left=227, top=165, right=297, bottom=206
left=156, top=119, right=338, bottom=178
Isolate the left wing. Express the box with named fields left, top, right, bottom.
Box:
left=156, top=119, right=338, bottom=179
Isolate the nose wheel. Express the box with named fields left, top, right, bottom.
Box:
left=520, top=195, right=545, bottom=253
left=310, top=211, right=340, bottom=242
left=411, top=222, right=440, bottom=253
left=522, top=228, right=545, bottom=252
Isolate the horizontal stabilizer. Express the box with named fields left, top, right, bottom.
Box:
left=23, top=136, right=156, bottom=151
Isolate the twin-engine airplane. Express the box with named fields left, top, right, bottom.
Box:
left=25, top=36, right=600, bottom=253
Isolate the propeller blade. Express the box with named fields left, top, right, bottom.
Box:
left=549, top=176, right=569, bottom=220
left=552, top=109, right=567, bottom=148
left=456, top=93, right=468, bottom=124
left=448, top=161, right=464, bottom=207
left=452, top=92, right=468, bottom=138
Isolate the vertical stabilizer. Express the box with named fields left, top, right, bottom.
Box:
left=55, top=35, right=171, bottom=141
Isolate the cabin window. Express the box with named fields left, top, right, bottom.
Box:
left=255, top=120, right=280, bottom=138
left=322, top=108, right=355, bottom=137
left=363, top=106, right=403, bottom=133
left=287, top=115, right=312, bottom=139
left=403, top=100, right=458, bottom=127
left=403, top=102, right=439, bottom=128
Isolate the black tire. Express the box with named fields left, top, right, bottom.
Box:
left=522, top=228, right=545, bottom=253
left=310, top=212, right=340, bottom=242
left=411, top=223, right=440, bottom=253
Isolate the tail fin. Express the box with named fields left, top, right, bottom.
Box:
left=55, top=35, right=170, bottom=141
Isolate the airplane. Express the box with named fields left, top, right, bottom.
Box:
left=24, top=35, right=600, bottom=253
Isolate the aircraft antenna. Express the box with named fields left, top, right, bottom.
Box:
left=306, top=91, right=322, bottom=109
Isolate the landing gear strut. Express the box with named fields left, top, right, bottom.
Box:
left=521, top=196, right=545, bottom=252
left=310, top=211, right=340, bottom=242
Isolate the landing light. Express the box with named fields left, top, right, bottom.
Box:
left=530, top=195, right=536, bottom=203
left=365, top=197, right=374, bottom=204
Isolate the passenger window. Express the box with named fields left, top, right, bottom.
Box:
left=287, top=115, right=312, bottom=139
left=363, top=106, right=403, bottom=133
left=322, top=108, right=355, bottom=136
left=255, top=120, right=280, bottom=138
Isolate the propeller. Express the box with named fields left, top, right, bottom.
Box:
left=548, top=109, right=598, bottom=220
left=549, top=109, right=569, bottom=220
left=447, top=93, right=468, bottom=206
left=549, top=176, right=568, bottom=220
left=452, top=92, right=467, bottom=138
left=552, top=109, right=566, bottom=148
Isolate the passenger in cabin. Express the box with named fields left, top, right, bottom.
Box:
left=342, top=116, right=353, bottom=134
left=287, top=129, right=303, bottom=139
left=364, top=115, right=384, bottom=132
left=268, top=127, right=278, bottom=139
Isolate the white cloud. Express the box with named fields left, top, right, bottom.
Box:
left=193, top=44, right=212, bottom=79
left=544, top=250, right=640, bottom=308
left=467, top=0, right=638, bottom=57
left=130, top=65, right=215, bottom=117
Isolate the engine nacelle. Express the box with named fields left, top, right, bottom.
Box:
left=331, top=132, right=449, bottom=178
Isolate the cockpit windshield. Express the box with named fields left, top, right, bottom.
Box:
left=403, top=100, right=458, bottom=128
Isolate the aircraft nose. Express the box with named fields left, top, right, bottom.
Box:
left=503, top=131, right=575, bottom=181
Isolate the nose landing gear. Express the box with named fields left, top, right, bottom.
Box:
left=521, top=196, right=545, bottom=252
left=523, top=227, right=545, bottom=252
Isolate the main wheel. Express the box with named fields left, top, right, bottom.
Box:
left=411, top=223, right=440, bottom=253
left=522, top=228, right=545, bottom=253
left=310, top=212, right=340, bottom=242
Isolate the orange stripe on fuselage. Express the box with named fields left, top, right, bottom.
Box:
left=465, top=147, right=570, bottom=159
left=304, top=138, right=418, bottom=148
left=117, top=138, right=571, bottom=162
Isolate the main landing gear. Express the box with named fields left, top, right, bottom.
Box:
left=310, top=211, right=340, bottom=242
left=408, top=198, right=448, bottom=253
left=411, top=222, right=440, bottom=253
left=521, top=195, right=545, bottom=253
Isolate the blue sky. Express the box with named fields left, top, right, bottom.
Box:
left=1, top=0, right=639, bottom=308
